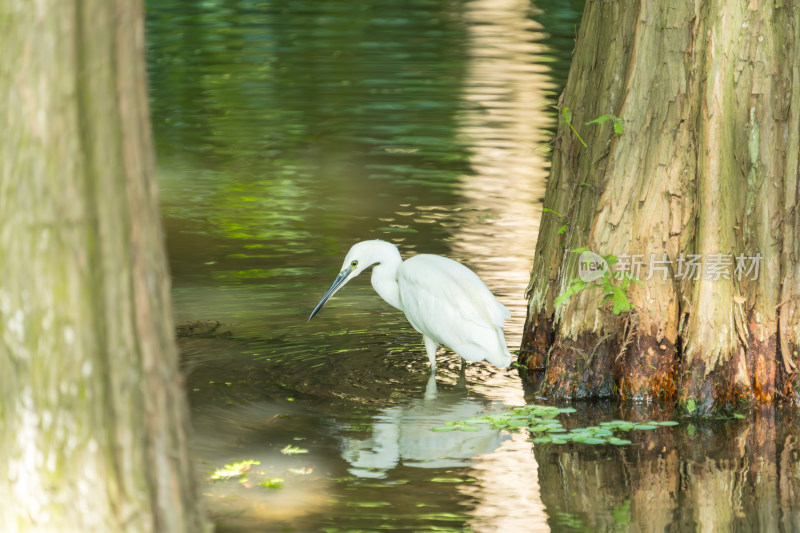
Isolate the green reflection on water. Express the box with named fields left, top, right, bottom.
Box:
left=147, top=0, right=471, bottom=189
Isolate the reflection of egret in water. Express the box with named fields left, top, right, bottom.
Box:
left=339, top=374, right=509, bottom=478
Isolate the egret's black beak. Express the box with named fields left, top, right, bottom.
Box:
left=308, top=266, right=354, bottom=321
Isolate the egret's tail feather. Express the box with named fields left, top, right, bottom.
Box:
left=482, top=327, right=512, bottom=367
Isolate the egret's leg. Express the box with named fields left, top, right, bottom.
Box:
left=424, top=372, right=438, bottom=400
left=455, top=358, right=467, bottom=391
left=423, top=335, right=439, bottom=373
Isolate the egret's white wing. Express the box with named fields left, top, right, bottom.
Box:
left=398, top=255, right=511, bottom=366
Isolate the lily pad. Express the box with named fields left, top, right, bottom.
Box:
left=609, top=438, right=632, bottom=446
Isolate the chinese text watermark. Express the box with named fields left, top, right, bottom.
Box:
left=577, top=251, right=761, bottom=283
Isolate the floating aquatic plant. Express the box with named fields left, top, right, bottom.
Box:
left=210, top=459, right=260, bottom=480
left=431, top=404, right=679, bottom=445
left=281, top=444, right=309, bottom=455
left=261, top=477, right=285, bottom=488
left=430, top=477, right=477, bottom=483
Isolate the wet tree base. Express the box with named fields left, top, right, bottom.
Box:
left=536, top=331, right=616, bottom=400
left=521, top=318, right=799, bottom=413
left=615, top=335, right=677, bottom=402
left=528, top=327, right=678, bottom=401
left=518, top=312, right=552, bottom=370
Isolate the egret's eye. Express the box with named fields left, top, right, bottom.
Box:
left=351, top=260, right=358, bottom=268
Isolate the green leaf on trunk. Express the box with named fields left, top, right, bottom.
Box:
left=585, top=114, right=612, bottom=125
left=543, top=207, right=567, bottom=219
left=611, top=286, right=631, bottom=314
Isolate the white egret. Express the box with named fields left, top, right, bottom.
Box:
left=309, top=240, right=512, bottom=371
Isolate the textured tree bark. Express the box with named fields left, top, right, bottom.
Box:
left=521, top=0, right=800, bottom=412
left=0, top=1, right=207, bottom=530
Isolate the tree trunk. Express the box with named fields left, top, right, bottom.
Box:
left=0, top=1, right=206, bottom=530
left=521, top=0, right=800, bottom=413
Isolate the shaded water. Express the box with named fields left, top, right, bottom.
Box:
left=147, top=1, right=800, bottom=531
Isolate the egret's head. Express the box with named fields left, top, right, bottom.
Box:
left=308, top=240, right=398, bottom=321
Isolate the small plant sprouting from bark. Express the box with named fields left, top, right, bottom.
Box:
left=586, top=113, right=624, bottom=136
left=542, top=207, right=569, bottom=235
left=558, top=107, right=587, bottom=148
left=510, top=360, right=527, bottom=370
left=510, top=349, right=533, bottom=371
left=555, top=249, right=644, bottom=315
left=558, top=107, right=623, bottom=147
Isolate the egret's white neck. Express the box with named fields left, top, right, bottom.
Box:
left=370, top=249, right=403, bottom=312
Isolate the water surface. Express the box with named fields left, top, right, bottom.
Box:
left=147, top=1, right=800, bottom=531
